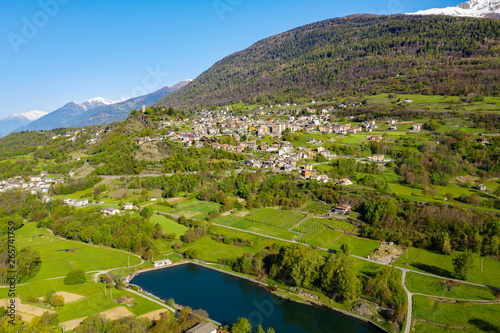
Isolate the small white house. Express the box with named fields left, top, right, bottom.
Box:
left=123, top=203, right=134, bottom=210
left=101, top=208, right=120, bottom=216
left=153, top=259, right=172, bottom=268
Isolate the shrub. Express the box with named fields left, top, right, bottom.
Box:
left=64, top=269, right=86, bottom=285
left=50, top=295, right=64, bottom=308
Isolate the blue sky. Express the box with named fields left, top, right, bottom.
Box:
left=1, top=0, right=462, bottom=118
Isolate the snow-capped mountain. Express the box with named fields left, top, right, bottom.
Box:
left=16, top=98, right=117, bottom=132
left=12, top=110, right=48, bottom=121
left=80, top=97, right=117, bottom=111
left=408, top=0, right=500, bottom=18
left=0, top=110, right=48, bottom=137
left=13, top=80, right=191, bottom=132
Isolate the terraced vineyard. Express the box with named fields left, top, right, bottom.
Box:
left=244, top=208, right=305, bottom=230
left=321, top=218, right=358, bottom=233
left=292, top=217, right=328, bottom=243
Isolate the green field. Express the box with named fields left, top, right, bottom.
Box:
left=327, top=235, right=380, bottom=257
left=211, top=213, right=246, bottom=225
left=303, top=201, right=333, bottom=214
left=244, top=208, right=306, bottom=230
left=180, top=225, right=289, bottom=262
left=212, top=214, right=298, bottom=240
left=149, top=214, right=188, bottom=239
left=293, top=217, right=328, bottom=243
left=307, top=228, right=343, bottom=248
left=395, top=247, right=500, bottom=287
left=321, top=218, right=358, bottom=233
left=0, top=278, right=163, bottom=323
left=413, top=295, right=500, bottom=333
left=406, top=272, right=497, bottom=300
left=150, top=199, right=222, bottom=219
left=16, top=223, right=142, bottom=282
left=170, top=199, right=222, bottom=219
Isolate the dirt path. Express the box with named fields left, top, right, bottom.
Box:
left=288, top=214, right=310, bottom=232
left=402, top=270, right=412, bottom=333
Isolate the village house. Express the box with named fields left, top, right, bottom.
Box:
left=367, top=135, right=383, bottom=142
left=302, top=170, right=312, bottom=178
left=334, top=204, right=352, bottom=214
left=337, top=178, right=353, bottom=186
left=368, top=155, right=385, bottom=162
left=316, top=175, right=329, bottom=183
left=348, top=127, right=358, bottom=134
left=476, top=184, right=487, bottom=192
left=123, top=203, right=135, bottom=210
left=320, top=150, right=335, bottom=160
left=412, top=124, right=422, bottom=131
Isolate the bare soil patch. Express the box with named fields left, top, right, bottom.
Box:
left=180, top=211, right=199, bottom=218
left=139, top=309, right=170, bottom=322
left=234, top=211, right=249, bottom=217
left=60, top=317, right=87, bottom=330
left=55, top=291, right=84, bottom=303
left=0, top=298, right=55, bottom=321
left=108, top=189, right=141, bottom=198
left=75, top=163, right=95, bottom=177
left=166, top=197, right=186, bottom=204
left=221, top=211, right=232, bottom=217
left=370, top=245, right=404, bottom=264
left=115, top=296, right=135, bottom=305
left=456, top=176, right=475, bottom=184
left=99, top=306, right=134, bottom=320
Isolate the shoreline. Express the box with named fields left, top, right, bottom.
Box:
left=129, top=260, right=388, bottom=333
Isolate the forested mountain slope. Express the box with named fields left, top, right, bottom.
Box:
left=157, top=15, right=500, bottom=109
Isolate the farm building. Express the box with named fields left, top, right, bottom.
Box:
left=186, top=322, right=218, bottom=333
left=334, top=204, right=352, bottom=214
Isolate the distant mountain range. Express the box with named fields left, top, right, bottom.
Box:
left=156, top=15, right=500, bottom=110
left=8, top=80, right=190, bottom=134
left=407, top=0, right=500, bottom=19
left=0, top=110, right=47, bottom=137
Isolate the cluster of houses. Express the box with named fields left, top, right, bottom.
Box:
left=52, top=129, right=87, bottom=143
left=63, top=198, right=89, bottom=207
left=0, top=173, right=63, bottom=195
